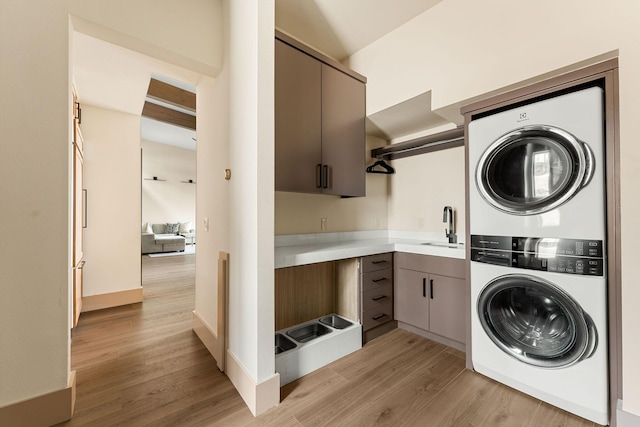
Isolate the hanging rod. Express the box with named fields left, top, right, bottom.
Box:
left=371, top=126, right=464, bottom=161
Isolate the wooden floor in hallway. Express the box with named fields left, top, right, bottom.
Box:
left=58, top=253, right=598, bottom=427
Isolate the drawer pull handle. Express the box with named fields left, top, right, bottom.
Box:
left=372, top=295, right=386, bottom=301
left=372, top=277, right=387, bottom=283
left=371, top=260, right=387, bottom=264
left=372, top=313, right=387, bottom=321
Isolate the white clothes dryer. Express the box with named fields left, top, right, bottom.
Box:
left=468, top=86, right=605, bottom=240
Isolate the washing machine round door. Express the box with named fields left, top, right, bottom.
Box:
left=476, top=125, right=594, bottom=215
left=477, top=274, right=597, bottom=368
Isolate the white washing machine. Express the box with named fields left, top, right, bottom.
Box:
left=468, top=86, right=605, bottom=240
left=468, top=86, right=609, bottom=425
left=470, top=237, right=608, bottom=425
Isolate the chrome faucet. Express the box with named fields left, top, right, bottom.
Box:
left=443, top=206, right=457, bottom=244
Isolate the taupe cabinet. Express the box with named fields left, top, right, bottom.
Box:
left=394, top=253, right=466, bottom=347
left=275, top=33, right=366, bottom=197
left=360, top=253, right=396, bottom=343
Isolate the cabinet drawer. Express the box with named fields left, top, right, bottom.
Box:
left=361, top=253, right=393, bottom=273
left=361, top=268, right=393, bottom=292
left=362, top=284, right=393, bottom=312
left=362, top=303, right=393, bottom=331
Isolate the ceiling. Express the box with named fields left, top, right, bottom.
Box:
left=275, top=0, right=444, bottom=61
left=73, top=32, right=198, bottom=151
left=73, top=1, right=445, bottom=149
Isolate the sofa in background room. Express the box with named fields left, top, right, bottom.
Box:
left=142, top=222, right=195, bottom=254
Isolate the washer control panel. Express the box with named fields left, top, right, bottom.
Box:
left=470, top=235, right=605, bottom=276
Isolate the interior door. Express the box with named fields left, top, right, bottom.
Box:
left=72, top=92, right=84, bottom=328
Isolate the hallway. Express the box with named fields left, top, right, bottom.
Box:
left=61, top=254, right=251, bottom=425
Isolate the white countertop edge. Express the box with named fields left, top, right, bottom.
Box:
left=275, top=233, right=465, bottom=269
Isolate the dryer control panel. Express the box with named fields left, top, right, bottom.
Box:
left=470, top=234, right=604, bottom=276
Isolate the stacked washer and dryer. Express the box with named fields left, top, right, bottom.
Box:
left=468, top=86, right=609, bottom=425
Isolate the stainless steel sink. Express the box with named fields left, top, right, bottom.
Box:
left=287, top=323, right=332, bottom=343
left=421, top=242, right=464, bottom=249
left=319, top=314, right=353, bottom=330
left=275, top=333, right=297, bottom=354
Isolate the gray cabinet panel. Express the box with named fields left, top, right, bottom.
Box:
left=362, top=283, right=393, bottom=311
left=361, top=253, right=393, bottom=273
left=394, top=253, right=465, bottom=345
left=321, top=64, right=365, bottom=197
left=394, top=268, right=429, bottom=331
left=275, top=36, right=366, bottom=197
left=429, top=274, right=466, bottom=344
left=275, top=40, right=322, bottom=193
left=362, top=303, right=393, bottom=331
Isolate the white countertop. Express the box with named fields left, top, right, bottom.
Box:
left=275, top=230, right=465, bottom=269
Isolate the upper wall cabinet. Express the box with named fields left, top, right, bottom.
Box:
left=275, top=32, right=367, bottom=197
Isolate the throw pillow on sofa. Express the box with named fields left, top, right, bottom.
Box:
left=166, top=223, right=180, bottom=234
left=179, top=221, right=193, bottom=233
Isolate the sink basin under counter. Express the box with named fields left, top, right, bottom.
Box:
left=274, top=231, right=465, bottom=269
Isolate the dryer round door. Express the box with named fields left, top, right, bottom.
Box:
left=476, top=125, right=595, bottom=215
left=477, top=274, right=597, bottom=368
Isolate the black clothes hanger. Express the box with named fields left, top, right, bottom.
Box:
left=366, top=159, right=395, bottom=174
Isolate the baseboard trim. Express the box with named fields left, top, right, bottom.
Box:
left=0, top=371, right=76, bottom=427
left=192, top=310, right=224, bottom=371
left=617, top=399, right=640, bottom=427
left=225, top=349, right=280, bottom=416
left=81, top=288, right=143, bottom=312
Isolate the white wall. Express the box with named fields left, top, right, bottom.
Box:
left=0, top=0, right=70, bottom=406
left=275, top=135, right=389, bottom=235
left=69, top=0, right=223, bottom=76
left=347, top=0, right=640, bottom=417
left=82, top=105, right=141, bottom=297
left=142, top=140, right=196, bottom=226
left=228, top=0, right=276, bottom=387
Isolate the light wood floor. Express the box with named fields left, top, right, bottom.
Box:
left=59, top=254, right=598, bottom=426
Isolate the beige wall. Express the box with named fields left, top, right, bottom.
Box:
left=387, top=145, right=465, bottom=237
left=275, top=135, right=389, bottom=235
left=347, top=0, right=640, bottom=417
left=69, top=0, right=223, bottom=76
left=82, top=105, right=142, bottom=297
left=0, top=0, right=71, bottom=406
left=142, top=140, right=196, bottom=226
left=194, top=71, right=230, bottom=331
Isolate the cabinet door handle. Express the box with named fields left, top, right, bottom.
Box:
left=83, top=189, right=88, bottom=228
left=316, top=164, right=322, bottom=188
left=322, top=165, right=329, bottom=188
left=372, top=313, right=387, bottom=321
left=75, top=101, right=82, bottom=123
left=430, top=279, right=434, bottom=299
left=422, top=278, right=426, bottom=298
left=372, top=277, right=387, bottom=283
left=372, top=295, right=386, bottom=301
